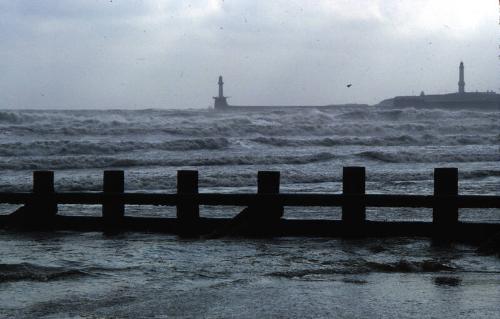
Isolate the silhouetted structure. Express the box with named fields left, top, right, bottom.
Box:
left=212, top=76, right=368, bottom=110
left=458, top=61, right=465, bottom=94
left=213, top=76, right=228, bottom=108
left=378, top=62, right=500, bottom=109
left=0, top=168, right=499, bottom=245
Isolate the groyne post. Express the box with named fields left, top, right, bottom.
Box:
left=102, top=170, right=125, bottom=230
left=257, top=171, right=283, bottom=219
left=33, top=170, right=58, bottom=218
left=433, top=168, right=458, bottom=227
left=176, top=170, right=199, bottom=236
left=208, top=171, right=282, bottom=238
left=342, top=167, right=366, bottom=224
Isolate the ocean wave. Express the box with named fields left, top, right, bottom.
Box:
left=0, top=152, right=337, bottom=170
left=267, top=259, right=455, bottom=278
left=0, top=262, right=92, bottom=283
left=251, top=135, right=497, bottom=147
left=337, top=107, right=497, bottom=121
left=1, top=112, right=497, bottom=139
left=0, top=112, right=25, bottom=124
left=358, top=151, right=500, bottom=163
left=461, top=169, right=500, bottom=179
left=0, top=138, right=230, bottom=156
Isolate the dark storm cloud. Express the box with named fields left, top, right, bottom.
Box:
left=0, top=0, right=498, bottom=108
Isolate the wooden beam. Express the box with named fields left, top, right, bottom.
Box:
left=0, top=192, right=499, bottom=208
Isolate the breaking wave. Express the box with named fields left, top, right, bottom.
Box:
left=251, top=134, right=498, bottom=147
left=337, top=107, right=497, bottom=121
left=0, top=138, right=230, bottom=156
left=0, top=108, right=497, bottom=196
left=0, top=152, right=337, bottom=170
left=357, top=151, right=500, bottom=163
left=462, top=169, right=500, bottom=179
left=267, top=259, right=456, bottom=278
left=0, top=108, right=497, bottom=138
left=0, top=262, right=93, bottom=283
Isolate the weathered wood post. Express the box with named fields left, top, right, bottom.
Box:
left=257, top=171, right=283, bottom=219
left=7, top=171, right=57, bottom=228
left=433, top=168, right=458, bottom=228
left=207, top=171, right=282, bottom=238
left=342, top=167, right=366, bottom=224
left=102, top=170, right=125, bottom=230
left=33, top=170, right=58, bottom=218
left=176, top=170, right=199, bottom=236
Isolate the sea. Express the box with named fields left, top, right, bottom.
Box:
left=0, top=106, right=498, bottom=318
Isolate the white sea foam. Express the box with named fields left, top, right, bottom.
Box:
left=0, top=107, right=497, bottom=195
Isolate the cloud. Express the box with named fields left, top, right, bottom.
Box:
left=0, top=0, right=498, bottom=108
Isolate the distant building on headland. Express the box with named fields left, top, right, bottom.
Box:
left=213, top=62, right=498, bottom=110
left=377, top=62, right=499, bottom=109
left=213, top=76, right=229, bottom=109
left=212, top=75, right=367, bottom=111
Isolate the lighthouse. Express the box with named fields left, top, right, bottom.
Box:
left=458, top=62, right=465, bottom=94
left=213, top=75, right=228, bottom=109
left=218, top=76, right=224, bottom=98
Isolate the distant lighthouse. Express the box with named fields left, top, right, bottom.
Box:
left=458, top=61, right=465, bottom=94
left=218, top=76, right=224, bottom=98
left=213, top=75, right=228, bottom=108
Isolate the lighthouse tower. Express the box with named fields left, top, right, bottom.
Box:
left=213, top=76, right=228, bottom=109
left=458, top=62, right=465, bottom=94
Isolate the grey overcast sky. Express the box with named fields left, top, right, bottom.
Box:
left=0, top=0, right=498, bottom=108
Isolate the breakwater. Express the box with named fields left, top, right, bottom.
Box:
left=1, top=168, right=498, bottom=241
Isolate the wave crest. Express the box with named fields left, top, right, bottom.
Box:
left=358, top=151, right=500, bottom=163
left=0, top=152, right=337, bottom=170
left=0, top=138, right=230, bottom=156
left=267, top=259, right=455, bottom=279
left=0, top=263, right=91, bottom=283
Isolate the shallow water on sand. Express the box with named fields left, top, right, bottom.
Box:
left=0, top=232, right=499, bottom=318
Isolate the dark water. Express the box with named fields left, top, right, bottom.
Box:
left=0, top=107, right=498, bottom=318
left=1, top=233, right=499, bottom=318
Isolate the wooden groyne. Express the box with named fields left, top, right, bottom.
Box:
left=0, top=167, right=499, bottom=241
